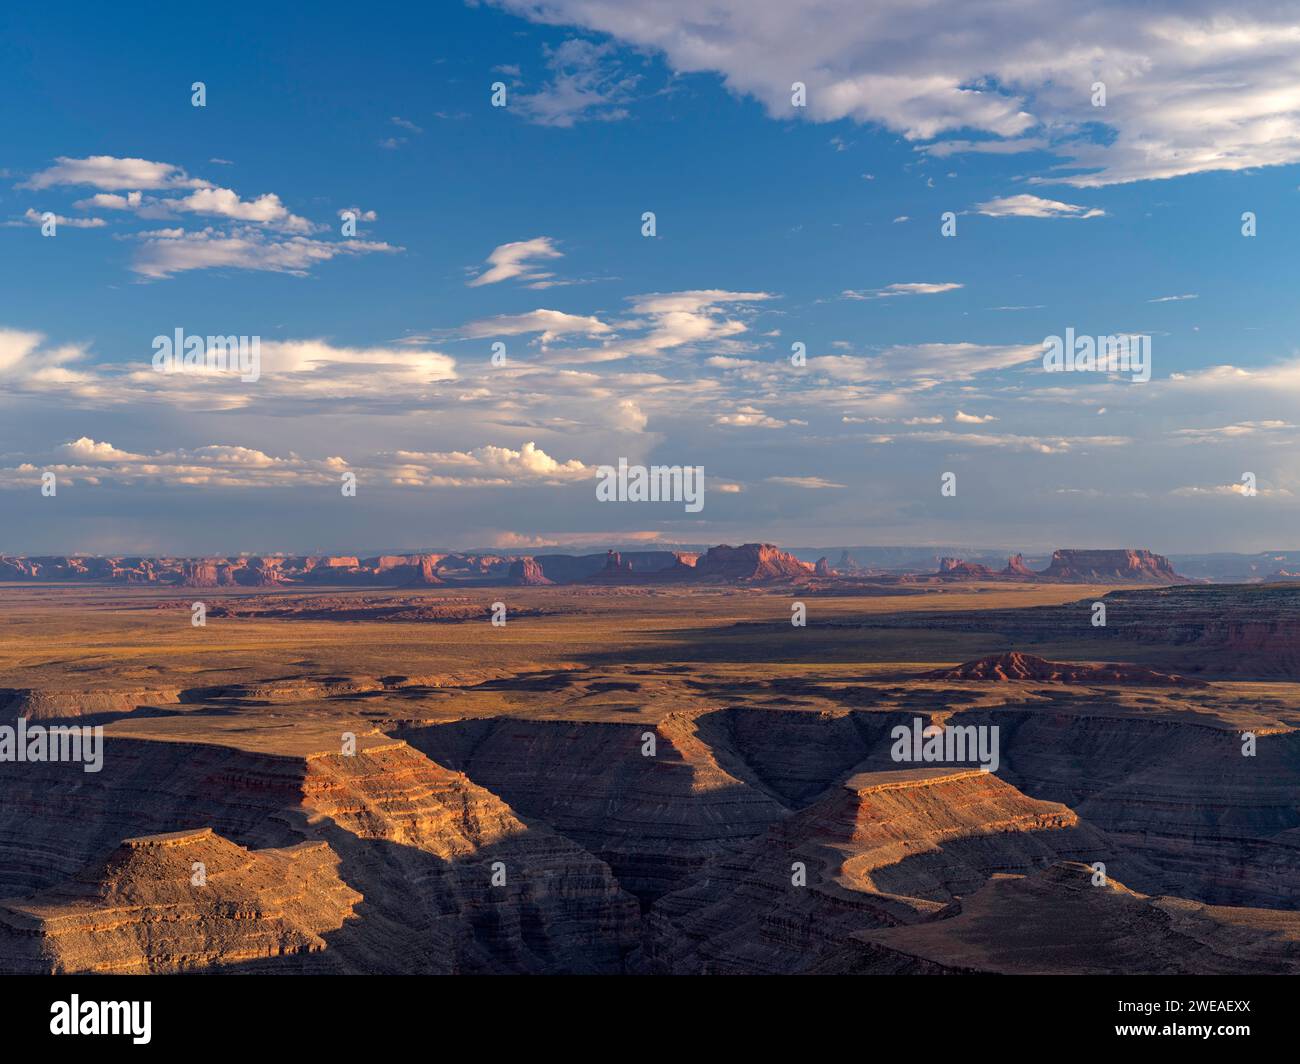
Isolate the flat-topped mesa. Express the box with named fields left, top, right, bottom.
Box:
left=1040, top=548, right=1185, bottom=583
left=922, top=651, right=1206, bottom=686
left=691, top=543, right=813, bottom=583
left=0, top=828, right=361, bottom=974
left=360, top=554, right=445, bottom=586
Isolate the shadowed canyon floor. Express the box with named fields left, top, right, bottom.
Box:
left=1, top=581, right=1298, bottom=974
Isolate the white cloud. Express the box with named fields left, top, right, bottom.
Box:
left=380, top=441, right=591, bottom=486
left=514, top=39, right=640, bottom=127
left=165, top=187, right=313, bottom=232
left=973, top=194, right=1104, bottom=219
left=765, top=475, right=845, bottom=489
left=1171, top=482, right=1292, bottom=497
left=0, top=435, right=594, bottom=492
left=8, top=208, right=106, bottom=229
left=468, top=236, right=563, bottom=287
left=493, top=0, right=1300, bottom=186
left=72, top=192, right=143, bottom=211
left=131, top=227, right=399, bottom=279
left=716, top=405, right=787, bottom=428
left=809, top=342, right=1041, bottom=381
left=20, top=155, right=208, bottom=191
left=954, top=410, right=999, bottom=423
left=1169, top=420, right=1294, bottom=442
left=460, top=308, right=612, bottom=343
left=842, top=282, right=962, bottom=300
left=0, top=437, right=348, bottom=489
left=0, top=330, right=454, bottom=409
left=869, top=430, right=1130, bottom=454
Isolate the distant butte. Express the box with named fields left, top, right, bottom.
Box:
left=922, top=651, right=1206, bottom=686
left=0, top=543, right=1187, bottom=587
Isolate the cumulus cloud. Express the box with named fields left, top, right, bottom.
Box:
left=716, top=406, right=788, bottom=428
left=164, top=187, right=314, bottom=232
left=15, top=156, right=377, bottom=275
left=493, top=289, right=775, bottom=364
left=0, top=436, right=592, bottom=492
left=21, top=156, right=208, bottom=191
left=379, top=441, right=591, bottom=486
left=0, top=437, right=348, bottom=490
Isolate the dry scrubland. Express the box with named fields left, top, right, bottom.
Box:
left=2, top=581, right=1300, bottom=974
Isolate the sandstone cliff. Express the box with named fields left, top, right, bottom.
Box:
left=0, top=828, right=361, bottom=974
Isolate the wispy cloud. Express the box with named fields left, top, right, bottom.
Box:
left=842, top=282, right=962, bottom=300
left=513, top=39, right=641, bottom=127
left=468, top=236, right=564, bottom=287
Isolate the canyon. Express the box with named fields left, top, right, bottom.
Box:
left=0, top=575, right=1296, bottom=974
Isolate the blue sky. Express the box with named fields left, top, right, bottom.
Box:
left=1, top=0, right=1298, bottom=555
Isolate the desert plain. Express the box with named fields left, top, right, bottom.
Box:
left=2, top=570, right=1300, bottom=975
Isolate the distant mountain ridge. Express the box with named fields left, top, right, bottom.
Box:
left=0, top=543, right=1188, bottom=587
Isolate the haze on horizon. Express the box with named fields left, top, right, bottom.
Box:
left=1, top=0, right=1298, bottom=556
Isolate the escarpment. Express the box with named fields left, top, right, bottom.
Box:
left=3, top=596, right=1300, bottom=977
left=0, top=829, right=361, bottom=974
left=637, top=768, right=1133, bottom=974
left=0, top=733, right=638, bottom=973
left=848, top=862, right=1300, bottom=975
left=398, top=714, right=791, bottom=903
